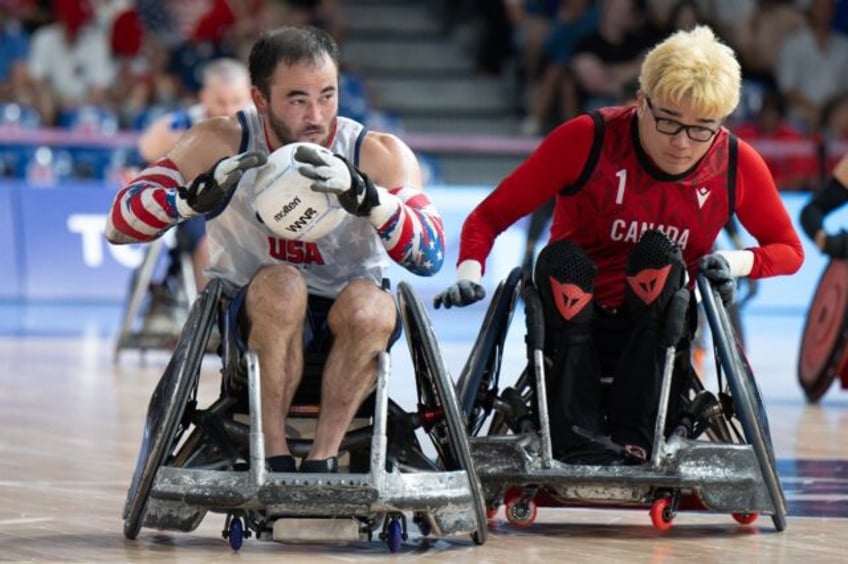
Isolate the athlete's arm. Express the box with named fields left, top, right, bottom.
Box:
left=456, top=114, right=595, bottom=281
left=137, top=113, right=189, bottom=163
left=105, top=117, right=243, bottom=244
left=357, top=131, right=445, bottom=276
left=731, top=139, right=804, bottom=278
left=799, top=153, right=848, bottom=252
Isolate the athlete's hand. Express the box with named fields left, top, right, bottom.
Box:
left=433, top=280, right=486, bottom=309
left=822, top=231, right=848, bottom=259
left=177, top=152, right=266, bottom=217
left=699, top=253, right=736, bottom=306
left=294, top=144, right=379, bottom=217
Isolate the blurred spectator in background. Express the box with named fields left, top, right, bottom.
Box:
left=800, top=149, right=848, bottom=260
left=660, top=0, right=702, bottom=34
left=9, top=0, right=52, bottom=35
left=228, top=1, right=342, bottom=66
left=645, top=0, right=749, bottom=37
left=138, top=58, right=250, bottom=163
left=731, top=0, right=805, bottom=92
left=27, top=0, right=116, bottom=125
left=733, top=89, right=818, bottom=190
left=505, top=0, right=560, bottom=88
left=834, top=0, right=848, bottom=36
left=474, top=0, right=514, bottom=75
left=109, top=6, right=181, bottom=128
left=135, top=0, right=238, bottom=98
left=0, top=1, right=30, bottom=104
left=570, top=0, right=657, bottom=112
left=776, top=0, right=848, bottom=132
left=519, top=0, right=599, bottom=136
left=818, top=92, right=848, bottom=174
left=279, top=0, right=342, bottom=39
left=137, top=57, right=252, bottom=293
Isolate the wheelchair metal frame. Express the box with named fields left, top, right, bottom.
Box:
left=114, top=233, right=197, bottom=360
left=458, top=267, right=787, bottom=532
left=121, top=278, right=487, bottom=552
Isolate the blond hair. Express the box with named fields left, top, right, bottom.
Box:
left=639, top=25, right=741, bottom=118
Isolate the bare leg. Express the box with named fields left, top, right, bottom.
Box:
left=308, top=280, right=396, bottom=460
left=243, top=264, right=308, bottom=457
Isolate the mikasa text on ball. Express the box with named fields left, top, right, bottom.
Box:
left=253, top=142, right=346, bottom=242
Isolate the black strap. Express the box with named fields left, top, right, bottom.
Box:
left=561, top=112, right=605, bottom=196
left=726, top=133, right=738, bottom=218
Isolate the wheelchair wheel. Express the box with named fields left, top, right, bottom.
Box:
left=455, top=267, right=524, bottom=435
left=114, top=239, right=166, bottom=359
left=122, top=279, right=223, bottom=539
left=697, top=276, right=787, bottom=532
left=397, top=282, right=488, bottom=545
left=797, top=260, right=848, bottom=403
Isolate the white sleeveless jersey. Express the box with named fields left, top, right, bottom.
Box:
left=204, top=110, right=388, bottom=297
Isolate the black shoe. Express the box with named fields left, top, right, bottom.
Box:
left=266, top=454, right=297, bottom=473
left=299, top=456, right=339, bottom=473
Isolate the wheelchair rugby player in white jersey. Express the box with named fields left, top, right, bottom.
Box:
left=106, top=25, right=488, bottom=551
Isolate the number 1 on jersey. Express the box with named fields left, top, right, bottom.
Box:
left=615, top=169, right=627, bottom=204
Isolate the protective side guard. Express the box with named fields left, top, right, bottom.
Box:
left=798, top=259, right=848, bottom=402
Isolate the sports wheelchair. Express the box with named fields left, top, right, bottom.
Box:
left=798, top=259, right=848, bottom=402
left=456, top=267, right=787, bottom=532
left=121, top=277, right=488, bottom=552
left=114, top=233, right=197, bottom=359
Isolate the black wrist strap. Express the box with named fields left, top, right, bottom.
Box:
left=800, top=176, right=848, bottom=240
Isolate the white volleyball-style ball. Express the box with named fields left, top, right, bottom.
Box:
left=253, top=142, right=346, bottom=242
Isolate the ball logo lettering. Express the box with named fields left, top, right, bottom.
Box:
left=253, top=142, right=346, bottom=242
left=284, top=207, right=319, bottom=234
left=273, top=195, right=301, bottom=222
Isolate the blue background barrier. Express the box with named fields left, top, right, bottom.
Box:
left=0, top=180, right=843, bottom=317
left=0, top=185, right=19, bottom=299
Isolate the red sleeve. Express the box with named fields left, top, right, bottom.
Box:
left=458, top=114, right=596, bottom=272
left=735, top=139, right=804, bottom=278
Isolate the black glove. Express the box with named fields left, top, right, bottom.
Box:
left=433, top=280, right=486, bottom=309
left=294, top=144, right=379, bottom=217
left=699, top=253, right=736, bottom=306
left=177, top=152, right=267, bottom=216
left=823, top=230, right=848, bottom=258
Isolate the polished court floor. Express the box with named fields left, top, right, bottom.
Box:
left=1, top=296, right=847, bottom=563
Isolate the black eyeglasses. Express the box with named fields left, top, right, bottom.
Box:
left=645, top=98, right=718, bottom=142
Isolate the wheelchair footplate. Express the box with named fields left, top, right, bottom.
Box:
left=470, top=431, right=777, bottom=530
left=136, top=348, right=485, bottom=552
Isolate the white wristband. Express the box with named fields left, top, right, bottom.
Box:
left=714, top=249, right=754, bottom=277
left=456, top=260, right=483, bottom=285
left=367, top=185, right=400, bottom=227
left=175, top=190, right=198, bottom=219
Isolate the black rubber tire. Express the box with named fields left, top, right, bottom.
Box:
left=398, top=282, right=488, bottom=545
left=122, top=279, right=222, bottom=539
left=455, top=267, right=524, bottom=435
left=698, top=275, right=787, bottom=532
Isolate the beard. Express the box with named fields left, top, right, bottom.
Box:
left=266, top=109, right=334, bottom=147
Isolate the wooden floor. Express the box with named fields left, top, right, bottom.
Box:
left=1, top=304, right=847, bottom=562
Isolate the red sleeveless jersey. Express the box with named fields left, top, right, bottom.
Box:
left=550, top=106, right=733, bottom=307
left=459, top=105, right=803, bottom=309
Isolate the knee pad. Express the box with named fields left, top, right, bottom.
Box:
left=624, top=230, right=686, bottom=315
left=534, top=240, right=597, bottom=327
